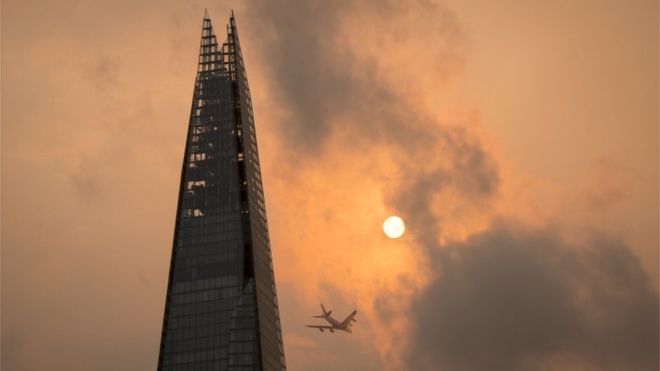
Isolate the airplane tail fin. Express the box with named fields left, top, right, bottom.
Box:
left=313, top=303, right=331, bottom=318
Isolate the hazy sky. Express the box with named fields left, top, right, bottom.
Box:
left=2, top=0, right=658, bottom=370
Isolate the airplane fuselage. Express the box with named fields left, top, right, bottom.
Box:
left=322, top=315, right=351, bottom=332
left=306, top=304, right=357, bottom=334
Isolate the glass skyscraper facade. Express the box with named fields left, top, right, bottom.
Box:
left=157, top=12, right=286, bottom=371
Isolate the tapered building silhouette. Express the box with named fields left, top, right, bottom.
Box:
left=158, top=11, right=286, bottom=371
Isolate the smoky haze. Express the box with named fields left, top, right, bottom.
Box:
left=406, top=224, right=659, bottom=371
left=2, top=0, right=658, bottom=370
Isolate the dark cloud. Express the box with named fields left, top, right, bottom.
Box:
left=243, top=0, right=466, bottom=155
left=406, top=224, right=659, bottom=371
left=243, top=0, right=502, bottom=248
left=242, top=0, right=500, bottom=240
left=391, top=125, right=500, bottom=246
left=246, top=0, right=354, bottom=150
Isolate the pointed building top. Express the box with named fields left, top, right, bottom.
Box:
left=229, top=10, right=238, bottom=33
left=195, top=9, right=246, bottom=78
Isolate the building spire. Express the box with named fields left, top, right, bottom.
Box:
left=195, top=9, right=245, bottom=78
left=158, top=7, right=287, bottom=371
left=197, top=10, right=220, bottom=74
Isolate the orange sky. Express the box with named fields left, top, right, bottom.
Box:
left=2, top=1, right=658, bottom=370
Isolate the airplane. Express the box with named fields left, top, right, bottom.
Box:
left=306, top=304, right=357, bottom=333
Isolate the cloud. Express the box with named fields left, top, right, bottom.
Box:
left=3, top=1, right=655, bottom=371
left=243, top=0, right=467, bottom=155
left=240, top=2, right=503, bottom=368
left=242, top=0, right=499, bottom=249
left=405, top=223, right=659, bottom=371
left=242, top=0, right=356, bottom=151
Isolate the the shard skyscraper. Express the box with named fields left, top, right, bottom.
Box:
left=157, top=11, right=286, bottom=371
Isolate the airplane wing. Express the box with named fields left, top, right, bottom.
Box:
left=305, top=325, right=334, bottom=329
left=306, top=324, right=336, bottom=332
left=340, top=310, right=358, bottom=327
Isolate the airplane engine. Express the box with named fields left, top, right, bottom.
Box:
left=330, top=329, right=334, bottom=333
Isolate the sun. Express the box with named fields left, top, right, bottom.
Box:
left=383, top=216, right=405, bottom=239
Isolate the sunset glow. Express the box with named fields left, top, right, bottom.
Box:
left=2, top=1, right=657, bottom=370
